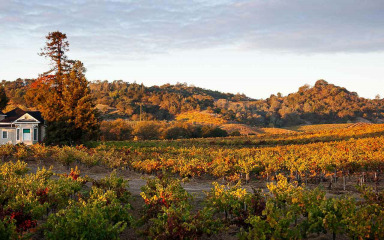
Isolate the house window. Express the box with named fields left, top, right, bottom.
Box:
left=23, top=129, right=31, bottom=141
left=33, top=128, right=38, bottom=141
left=2, top=130, right=8, bottom=139
left=16, top=128, right=20, bottom=141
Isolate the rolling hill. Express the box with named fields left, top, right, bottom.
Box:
left=2, top=78, right=384, bottom=127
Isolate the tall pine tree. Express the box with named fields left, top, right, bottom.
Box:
left=26, top=31, right=69, bottom=122
left=26, top=31, right=99, bottom=145
left=39, top=31, right=71, bottom=76
left=0, top=85, right=9, bottom=112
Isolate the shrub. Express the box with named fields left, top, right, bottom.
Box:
left=44, top=187, right=132, bottom=240
left=0, top=144, right=16, bottom=161
left=230, top=130, right=241, bottom=136
left=0, top=218, right=17, bottom=240
left=92, top=171, right=131, bottom=204
left=140, top=175, right=191, bottom=219
left=202, top=126, right=228, bottom=138
left=30, top=144, right=50, bottom=161
left=14, top=144, right=30, bottom=161
left=133, top=121, right=162, bottom=140
left=55, top=146, right=97, bottom=167
left=188, top=124, right=203, bottom=138
left=55, top=146, right=79, bottom=167
left=100, top=119, right=133, bottom=141
left=147, top=204, right=222, bottom=240
left=204, top=182, right=265, bottom=226
left=164, top=126, right=190, bottom=139
left=141, top=175, right=222, bottom=239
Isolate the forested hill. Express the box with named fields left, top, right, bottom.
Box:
left=2, top=78, right=384, bottom=127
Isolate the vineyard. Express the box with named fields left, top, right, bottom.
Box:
left=289, top=123, right=352, bottom=132
left=1, top=123, right=384, bottom=239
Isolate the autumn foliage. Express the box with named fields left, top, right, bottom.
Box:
left=25, top=32, right=99, bottom=144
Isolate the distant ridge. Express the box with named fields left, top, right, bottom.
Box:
left=2, top=78, right=384, bottom=127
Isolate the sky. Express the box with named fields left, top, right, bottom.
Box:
left=0, top=0, right=383, bottom=99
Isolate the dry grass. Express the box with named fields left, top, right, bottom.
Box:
left=176, top=111, right=227, bottom=125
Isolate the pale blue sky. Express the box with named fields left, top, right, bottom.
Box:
left=1, top=0, right=383, bottom=99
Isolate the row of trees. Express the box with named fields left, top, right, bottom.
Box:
left=100, top=120, right=229, bottom=141
left=89, top=80, right=248, bottom=120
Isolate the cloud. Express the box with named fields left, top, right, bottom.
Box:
left=1, top=0, right=384, bottom=57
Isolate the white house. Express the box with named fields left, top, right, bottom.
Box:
left=0, top=108, right=45, bottom=145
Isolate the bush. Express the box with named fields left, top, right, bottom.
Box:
left=55, top=146, right=97, bottom=167
left=30, top=144, right=50, bottom=160
left=0, top=218, right=17, bottom=240
left=230, top=130, right=241, bottom=136
left=188, top=124, right=203, bottom=138
left=100, top=119, right=133, bottom=141
left=92, top=171, right=131, bottom=204
left=140, top=175, right=191, bottom=219
left=0, top=144, right=16, bottom=161
left=205, top=182, right=265, bottom=226
left=14, top=144, right=30, bottom=160
left=44, top=187, right=132, bottom=240
left=164, top=126, right=190, bottom=139
left=202, top=126, right=228, bottom=138
left=147, top=204, right=222, bottom=240
left=133, top=121, right=163, bottom=140
left=141, top=175, right=222, bottom=239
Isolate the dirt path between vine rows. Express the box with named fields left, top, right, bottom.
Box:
left=26, top=158, right=374, bottom=199
left=26, top=159, right=371, bottom=201
left=26, top=159, right=259, bottom=199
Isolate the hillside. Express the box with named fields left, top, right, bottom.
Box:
left=214, top=79, right=384, bottom=126
left=2, top=78, right=384, bottom=127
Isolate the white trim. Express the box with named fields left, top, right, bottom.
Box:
left=2, top=130, right=8, bottom=139
left=22, top=128, right=31, bottom=142
left=0, top=123, right=15, bottom=125
left=13, top=121, right=40, bottom=124
left=33, top=127, right=38, bottom=141
left=13, top=113, right=40, bottom=124
left=16, top=128, right=20, bottom=141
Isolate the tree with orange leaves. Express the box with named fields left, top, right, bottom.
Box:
left=26, top=31, right=99, bottom=145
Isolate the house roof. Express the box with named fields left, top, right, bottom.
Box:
left=0, top=108, right=26, bottom=122
left=26, top=111, right=44, bottom=123
left=0, top=124, right=13, bottom=128
left=0, top=108, right=44, bottom=123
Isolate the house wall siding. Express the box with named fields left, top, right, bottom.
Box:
left=0, top=111, right=45, bottom=145
left=0, top=128, right=16, bottom=145
left=18, top=123, right=39, bottom=145
left=0, top=123, right=43, bottom=145
left=40, top=125, right=46, bottom=142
